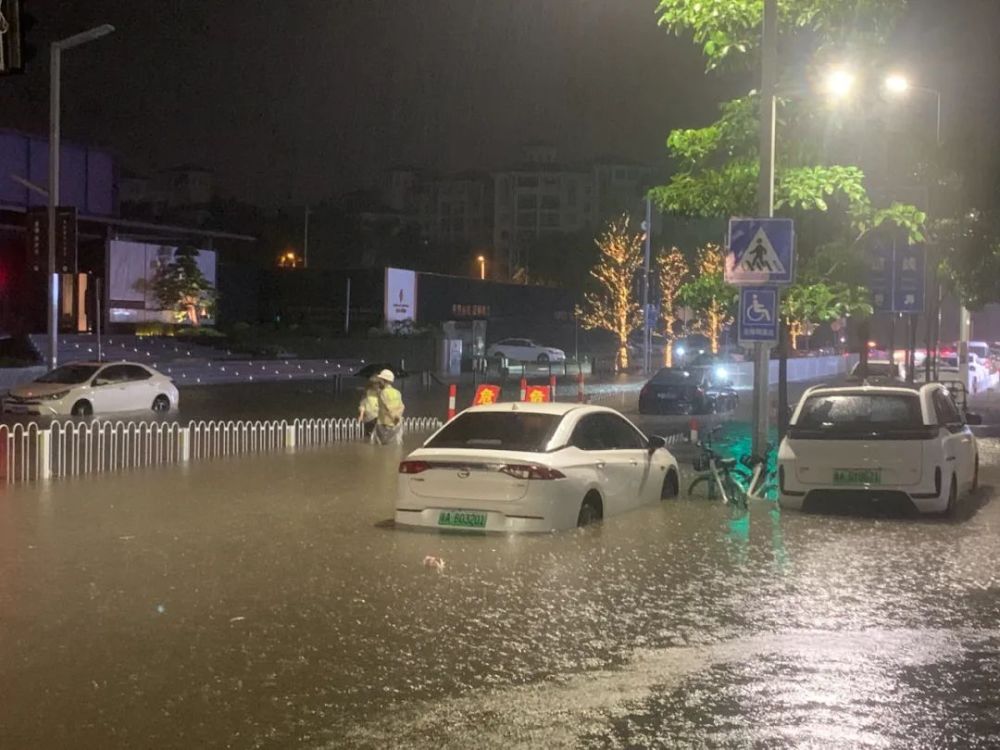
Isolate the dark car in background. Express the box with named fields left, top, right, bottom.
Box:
left=638, top=367, right=738, bottom=415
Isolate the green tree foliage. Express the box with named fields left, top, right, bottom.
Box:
left=152, top=246, right=218, bottom=326
left=781, top=280, right=872, bottom=348
left=938, top=212, right=1000, bottom=311
left=651, top=0, right=926, bottom=300
left=656, top=0, right=908, bottom=71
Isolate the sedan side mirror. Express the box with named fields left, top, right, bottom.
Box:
left=966, top=412, right=983, bottom=426
left=648, top=435, right=666, bottom=452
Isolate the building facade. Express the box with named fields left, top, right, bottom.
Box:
left=492, top=146, right=652, bottom=279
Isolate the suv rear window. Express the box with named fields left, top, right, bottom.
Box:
left=426, top=412, right=560, bottom=452
left=792, top=393, right=925, bottom=437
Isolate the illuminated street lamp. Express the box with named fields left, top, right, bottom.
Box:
left=824, top=68, right=855, bottom=99
left=885, top=72, right=910, bottom=94
left=477, top=255, right=486, bottom=280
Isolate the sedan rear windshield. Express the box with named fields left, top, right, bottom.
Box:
left=791, top=393, right=925, bottom=437
left=650, top=369, right=694, bottom=384
left=36, top=364, right=100, bottom=384
left=426, top=412, right=561, bottom=452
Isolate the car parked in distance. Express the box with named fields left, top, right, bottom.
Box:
left=638, top=367, right=738, bottom=415
left=848, top=360, right=905, bottom=383
left=486, top=338, right=566, bottom=363
left=778, top=383, right=980, bottom=516
left=395, top=402, right=680, bottom=532
left=3, top=362, right=179, bottom=417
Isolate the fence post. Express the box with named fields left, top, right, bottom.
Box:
left=38, top=428, right=52, bottom=480
left=179, top=427, right=191, bottom=463
left=519, top=376, right=527, bottom=402
left=285, top=423, right=297, bottom=450
left=577, top=369, right=585, bottom=403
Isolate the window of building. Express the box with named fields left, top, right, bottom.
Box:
left=517, top=175, right=539, bottom=188
left=517, top=194, right=538, bottom=210
left=540, top=195, right=560, bottom=210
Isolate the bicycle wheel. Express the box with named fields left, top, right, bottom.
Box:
left=724, top=473, right=750, bottom=510
left=687, top=474, right=720, bottom=500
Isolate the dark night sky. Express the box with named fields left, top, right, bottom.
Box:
left=2, top=1, right=998, bottom=207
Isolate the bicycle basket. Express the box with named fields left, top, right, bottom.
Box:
left=692, top=454, right=711, bottom=472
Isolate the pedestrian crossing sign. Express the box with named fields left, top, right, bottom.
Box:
left=726, top=218, right=795, bottom=285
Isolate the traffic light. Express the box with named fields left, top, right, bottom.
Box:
left=0, top=0, right=36, bottom=75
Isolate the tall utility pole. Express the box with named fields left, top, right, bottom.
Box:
left=303, top=205, right=311, bottom=269
left=642, top=196, right=653, bottom=373
left=48, top=24, right=114, bottom=370
left=752, top=0, right=778, bottom=455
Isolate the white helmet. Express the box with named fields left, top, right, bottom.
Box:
left=376, top=368, right=395, bottom=384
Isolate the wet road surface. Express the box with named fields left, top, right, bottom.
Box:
left=2, top=438, right=1000, bottom=748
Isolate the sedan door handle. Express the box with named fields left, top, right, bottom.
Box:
left=595, top=461, right=606, bottom=469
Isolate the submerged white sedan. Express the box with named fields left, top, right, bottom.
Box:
left=3, top=361, right=179, bottom=417
left=395, top=402, right=680, bottom=532
left=779, top=383, right=980, bottom=516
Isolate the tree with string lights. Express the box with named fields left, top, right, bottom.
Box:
left=656, top=247, right=689, bottom=367
left=677, top=245, right=737, bottom=354
left=577, top=215, right=644, bottom=371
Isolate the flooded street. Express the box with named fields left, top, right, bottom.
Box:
left=2, top=437, right=1000, bottom=748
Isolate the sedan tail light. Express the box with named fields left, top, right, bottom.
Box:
left=399, top=460, right=430, bottom=474
left=500, top=464, right=565, bottom=480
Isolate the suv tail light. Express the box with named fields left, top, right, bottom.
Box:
left=399, top=460, right=430, bottom=474
left=500, top=464, right=565, bottom=480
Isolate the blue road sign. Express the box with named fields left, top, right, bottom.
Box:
left=864, top=232, right=926, bottom=314
left=727, top=218, right=795, bottom=286
left=868, top=233, right=895, bottom=314
left=894, top=242, right=926, bottom=313
left=738, top=286, right=779, bottom=344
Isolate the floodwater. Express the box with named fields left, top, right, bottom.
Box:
left=1, top=437, right=1000, bottom=748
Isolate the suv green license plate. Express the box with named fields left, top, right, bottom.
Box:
left=438, top=510, right=488, bottom=529
left=833, top=468, right=882, bottom=485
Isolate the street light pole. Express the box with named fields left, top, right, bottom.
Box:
left=47, top=24, right=115, bottom=370
left=752, top=0, right=778, bottom=456
left=642, top=196, right=652, bottom=374
left=303, top=205, right=310, bottom=269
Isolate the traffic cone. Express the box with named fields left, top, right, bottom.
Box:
left=549, top=374, right=557, bottom=402
left=689, top=417, right=699, bottom=444
left=447, top=384, right=457, bottom=420
left=519, top=376, right=527, bottom=402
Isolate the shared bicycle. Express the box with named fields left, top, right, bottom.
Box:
left=687, top=426, right=776, bottom=507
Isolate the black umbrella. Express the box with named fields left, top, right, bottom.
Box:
left=354, top=362, right=409, bottom=380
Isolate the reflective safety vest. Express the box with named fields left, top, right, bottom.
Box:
left=360, top=393, right=379, bottom=421
left=378, top=386, right=405, bottom=426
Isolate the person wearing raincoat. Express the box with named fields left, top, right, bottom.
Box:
left=372, top=369, right=405, bottom=445
left=357, top=380, right=380, bottom=439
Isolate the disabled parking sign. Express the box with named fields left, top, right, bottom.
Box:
left=738, top=286, right=779, bottom=344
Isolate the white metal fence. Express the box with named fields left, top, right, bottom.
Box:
left=0, top=416, right=443, bottom=485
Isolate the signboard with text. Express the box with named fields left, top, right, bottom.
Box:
left=865, top=232, right=925, bottom=314
left=737, top=286, right=779, bottom=344
left=384, top=267, right=418, bottom=326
